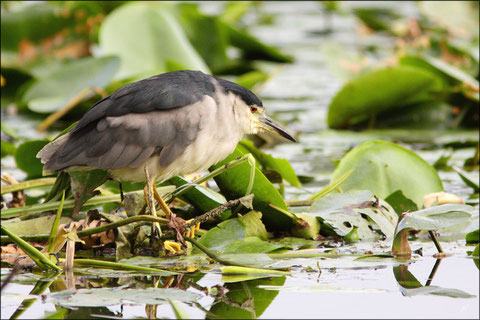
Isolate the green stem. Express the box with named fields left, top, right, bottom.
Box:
left=1, top=225, right=62, bottom=271
left=428, top=230, right=444, bottom=253
left=72, top=258, right=178, bottom=274
left=1, top=178, right=57, bottom=194
left=166, top=155, right=250, bottom=200
left=1, top=186, right=175, bottom=218
left=308, top=168, right=354, bottom=201
left=46, top=191, right=65, bottom=254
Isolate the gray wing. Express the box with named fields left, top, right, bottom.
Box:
left=39, top=95, right=215, bottom=171
left=71, top=70, right=215, bottom=134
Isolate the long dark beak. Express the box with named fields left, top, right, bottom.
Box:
left=259, top=116, right=296, bottom=142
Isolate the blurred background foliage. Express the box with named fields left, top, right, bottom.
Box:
left=1, top=0, right=479, bottom=180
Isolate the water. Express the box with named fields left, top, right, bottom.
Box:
left=1, top=1, right=479, bottom=319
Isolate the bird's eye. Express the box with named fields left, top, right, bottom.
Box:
left=250, top=106, right=257, bottom=113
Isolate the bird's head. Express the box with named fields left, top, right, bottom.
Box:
left=246, top=104, right=296, bottom=142
left=217, top=77, right=296, bottom=142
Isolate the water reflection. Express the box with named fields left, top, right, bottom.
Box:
left=393, top=259, right=475, bottom=298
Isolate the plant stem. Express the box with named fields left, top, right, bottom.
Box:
left=166, top=155, right=251, bottom=200
left=428, top=230, right=443, bottom=253
left=1, top=186, right=175, bottom=218
left=46, top=191, right=65, bottom=254
left=1, top=178, right=57, bottom=194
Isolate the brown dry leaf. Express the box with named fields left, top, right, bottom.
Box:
left=1, top=244, right=34, bottom=267
left=58, top=218, right=115, bottom=248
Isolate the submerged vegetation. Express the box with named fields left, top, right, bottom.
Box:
left=1, top=1, right=479, bottom=319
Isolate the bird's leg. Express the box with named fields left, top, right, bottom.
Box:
left=144, top=166, right=162, bottom=239
left=144, top=166, right=183, bottom=254
left=152, top=187, right=173, bottom=218
left=118, top=181, right=124, bottom=203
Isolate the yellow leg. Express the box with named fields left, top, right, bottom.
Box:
left=185, top=219, right=201, bottom=238
left=144, top=166, right=162, bottom=237
left=153, top=186, right=173, bottom=218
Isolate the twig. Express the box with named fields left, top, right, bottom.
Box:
left=183, top=194, right=254, bottom=230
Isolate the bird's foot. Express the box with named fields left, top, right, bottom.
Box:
left=184, top=219, right=200, bottom=238
left=163, top=240, right=182, bottom=254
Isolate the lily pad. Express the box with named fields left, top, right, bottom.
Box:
left=22, top=56, right=119, bottom=113
left=99, top=2, right=209, bottom=79
left=327, top=66, right=443, bottom=128
left=330, top=140, right=444, bottom=207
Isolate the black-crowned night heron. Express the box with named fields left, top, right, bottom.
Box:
left=37, top=70, right=295, bottom=249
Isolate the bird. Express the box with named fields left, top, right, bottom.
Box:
left=37, top=69, right=296, bottom=250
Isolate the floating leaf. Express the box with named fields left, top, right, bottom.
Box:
left=392, top=204, right=473, bottom=253
left=310, top=190, right=398, bottom=240
left=327, top=66, right=443, bottom=128
left=99, top=2, right=209, bottom=79
left=330, top=140, right=443, bottom=207
left=385, top=190, right=418, bottom=214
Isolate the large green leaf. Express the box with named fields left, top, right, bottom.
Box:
left=22, top=56, right=120, bottom=113
left=330, top=140, right=444, bottom=207
left=327, top=66, right=443, bottom=128
left=198, top=212, right=282, bottom=254
left=99, top=2, right=209, bottom=79
left=239, top=140, right=300, bottom=187
left=210, top=147, right=294, bottom=230
left=168, top=176, right=230, bottom=219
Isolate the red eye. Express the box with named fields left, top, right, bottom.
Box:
left=250, top=106, right=257, bottom=113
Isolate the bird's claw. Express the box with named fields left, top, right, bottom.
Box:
left=164, top=240, right=182, bottom=254
left=185, top=219, right=200, bottom=238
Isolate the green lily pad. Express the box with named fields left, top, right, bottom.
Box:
left=210, top=147, right=294, bottom=230
left=99, top=2, right=209, bottom=79
left=22, top=56, right=120, bottom=113
left=385, top=190, right=418, bottom=215
left=330, top=140, right=444, bottom=207
left=14, top=139, right=50, bottom=178
left=327, top=66, right=443, bottom=128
